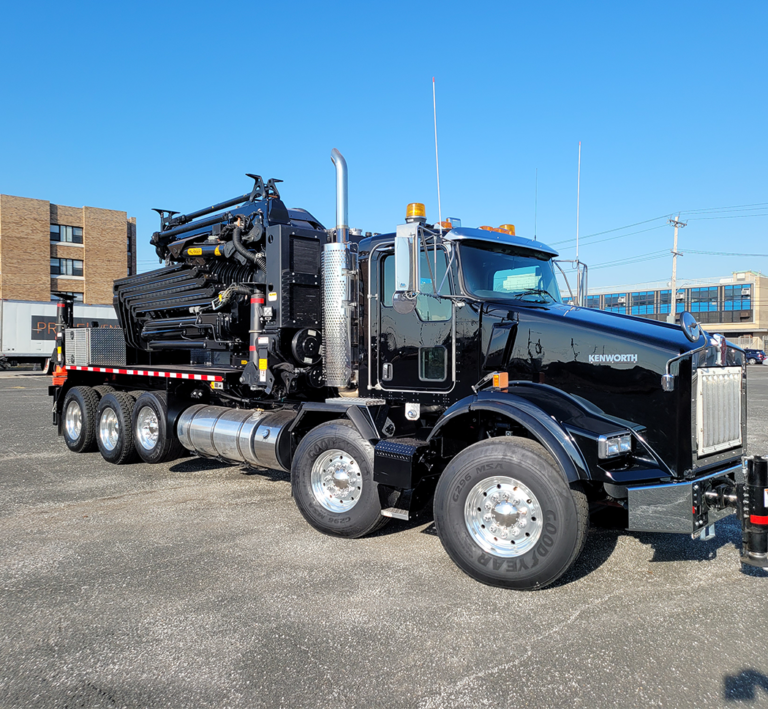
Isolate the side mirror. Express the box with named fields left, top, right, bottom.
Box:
left=393, top=223, right=419, bottom=314
left=680, top=311, right=701, bottom=342
left=394, top=223, right=419, bottom=293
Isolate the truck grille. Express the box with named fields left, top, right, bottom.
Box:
left=695, top=366, right=742, bottom=456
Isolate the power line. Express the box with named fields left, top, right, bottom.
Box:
left=549, top=214, right=671, bottom=246
left=552, top=202, right=768, bottom=250
left=588, top=249, right=670, bottom=270
left=685, top=249, right=768, bottom=257
left=680, top=201, right=768, bottom=215
left=687, top=213, right=768, bottom=221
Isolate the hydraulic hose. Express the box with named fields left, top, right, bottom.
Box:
left=232, top=225, right=267, bottom=272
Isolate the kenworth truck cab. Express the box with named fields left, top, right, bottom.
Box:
left=49, top=150, right=768, bottom=590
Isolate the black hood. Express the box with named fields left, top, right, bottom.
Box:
left=481, top=301, right=709, bottom=475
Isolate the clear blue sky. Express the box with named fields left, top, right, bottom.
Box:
left=1, top=1, right=766, bottom=289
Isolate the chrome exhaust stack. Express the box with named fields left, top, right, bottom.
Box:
left=322, top=149, right=356, bottom=390
left=331, top=148, right=349, bottom=243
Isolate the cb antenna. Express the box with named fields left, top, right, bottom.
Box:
left=433, top=77, right=443, bottom=232
left=534, top=168, right=538, bottom=241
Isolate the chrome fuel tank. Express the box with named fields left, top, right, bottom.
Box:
left=177, top=405, right=295, bottom=471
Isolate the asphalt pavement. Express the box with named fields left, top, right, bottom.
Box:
left=1, top=370, right=768, bottom=708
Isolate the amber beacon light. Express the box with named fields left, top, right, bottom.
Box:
left=405, top=203, right=426, bottom=223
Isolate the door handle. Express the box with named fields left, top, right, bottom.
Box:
left=382, top=363, right=393, bottom=381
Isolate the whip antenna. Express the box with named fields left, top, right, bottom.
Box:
left=433, top=77, right=443, bottom=232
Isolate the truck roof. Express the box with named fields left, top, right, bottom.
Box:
left=443, top=227, right=559, bottom=258
left=358, top=227, right=558, bottom=259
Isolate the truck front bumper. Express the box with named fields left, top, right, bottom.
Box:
left=627, top=456, right=768, bottom=569
left=627, top=462, right=743, bottom=535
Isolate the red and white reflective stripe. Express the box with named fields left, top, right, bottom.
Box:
left=64, top=365, right=224, bottom=382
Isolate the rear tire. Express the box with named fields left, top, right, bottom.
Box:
left=92, top=385, right=115, bottom=399
left=132, top=391, right=184, bottom=464
left=433, top=437, right=589, bottom=590
left=291, top=420, right=389, bottom=538
left=96, top=392, right=137, bottom=465
left=61, top=386, right=99, bottom=453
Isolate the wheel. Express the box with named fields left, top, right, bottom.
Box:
left=96, top=392, right=137, bottom=465
left=61, top=386, right=99, bottom=453
left=92, top=385, right=115, bottom=399
left=291, top=420, right=390, bottom=538
left=433, top=437, right=589, bottom=590
left=748, top=358, right=757, bottom=365
left=131, top=391, right=185, bottom=464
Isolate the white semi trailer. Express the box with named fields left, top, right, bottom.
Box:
left=0, top=299, right=117, bottom=369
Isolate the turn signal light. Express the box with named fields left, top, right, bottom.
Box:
left=492, top=372, right=509, bottom=389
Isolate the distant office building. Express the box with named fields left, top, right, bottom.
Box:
left=568, top=271, right=768, bottom=348
left=0, top=194, right=136, bottom=305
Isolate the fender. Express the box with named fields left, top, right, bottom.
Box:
left=427, top=391, right=591, bottom=483
left=289, top=401, right=382, bottom=443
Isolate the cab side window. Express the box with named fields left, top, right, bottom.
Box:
left=381, top=254, right=395, bottom=307
left=416, top=248, right=452, bottom=322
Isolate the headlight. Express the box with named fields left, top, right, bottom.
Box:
left=598, top=433, right=632, bottom=459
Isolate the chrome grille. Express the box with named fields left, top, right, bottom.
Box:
left=695, top=366, right=742, bottom=456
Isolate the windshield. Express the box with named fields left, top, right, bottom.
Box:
left=459, top=242, right=561, bottom=302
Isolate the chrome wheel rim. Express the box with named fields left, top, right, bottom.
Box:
left=136, top=406, right=159, bottom=451
left=64, top=401, right=82, bottom=441
left=464, top=476, right=543, bottom=557
left=311, top=449, right=362, bottom=512
left=99, top=408, right=120, bottom=451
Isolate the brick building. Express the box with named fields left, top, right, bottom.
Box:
left=0, top=194, right=136, bottom=305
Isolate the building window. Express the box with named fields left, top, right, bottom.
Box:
left=585, top=295, right=600, bottom=309
left=50, top=291, right=83, bottom=302
left=604, top=293, right=627, bottom=314
left=659, top=290, right=671, bottom=314
left=723, top=284, right=751, bottom=311
left=690, top=287, right=718, bottom=313
left=631, top=291, right=655, bottom=315
left=51, top=258, right=83, bottom=277
left=660, top=289, right=685, bottom=314
left=50, top=224, right=83, bottom=244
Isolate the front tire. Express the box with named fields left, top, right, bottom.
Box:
left=61, top=386, right=99, bottom=453
left=96, top=392, right=137, bottom=465
left=433, top=437, right=588, bottom=590
left=291, top=420, right=389, bottom=538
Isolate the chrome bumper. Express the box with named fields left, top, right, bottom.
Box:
left=627, top=462, right=744, bottom=535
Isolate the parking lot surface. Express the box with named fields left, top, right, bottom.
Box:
left=1, top=370, right=768, bottom=708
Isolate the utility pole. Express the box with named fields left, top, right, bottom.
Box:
left=667, top=215, right=687, bottom=323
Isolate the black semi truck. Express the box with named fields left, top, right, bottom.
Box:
left=49, top=150, right=768, bottom=589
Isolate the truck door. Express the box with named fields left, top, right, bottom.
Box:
left=374, top=245, right=455, bottom=393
